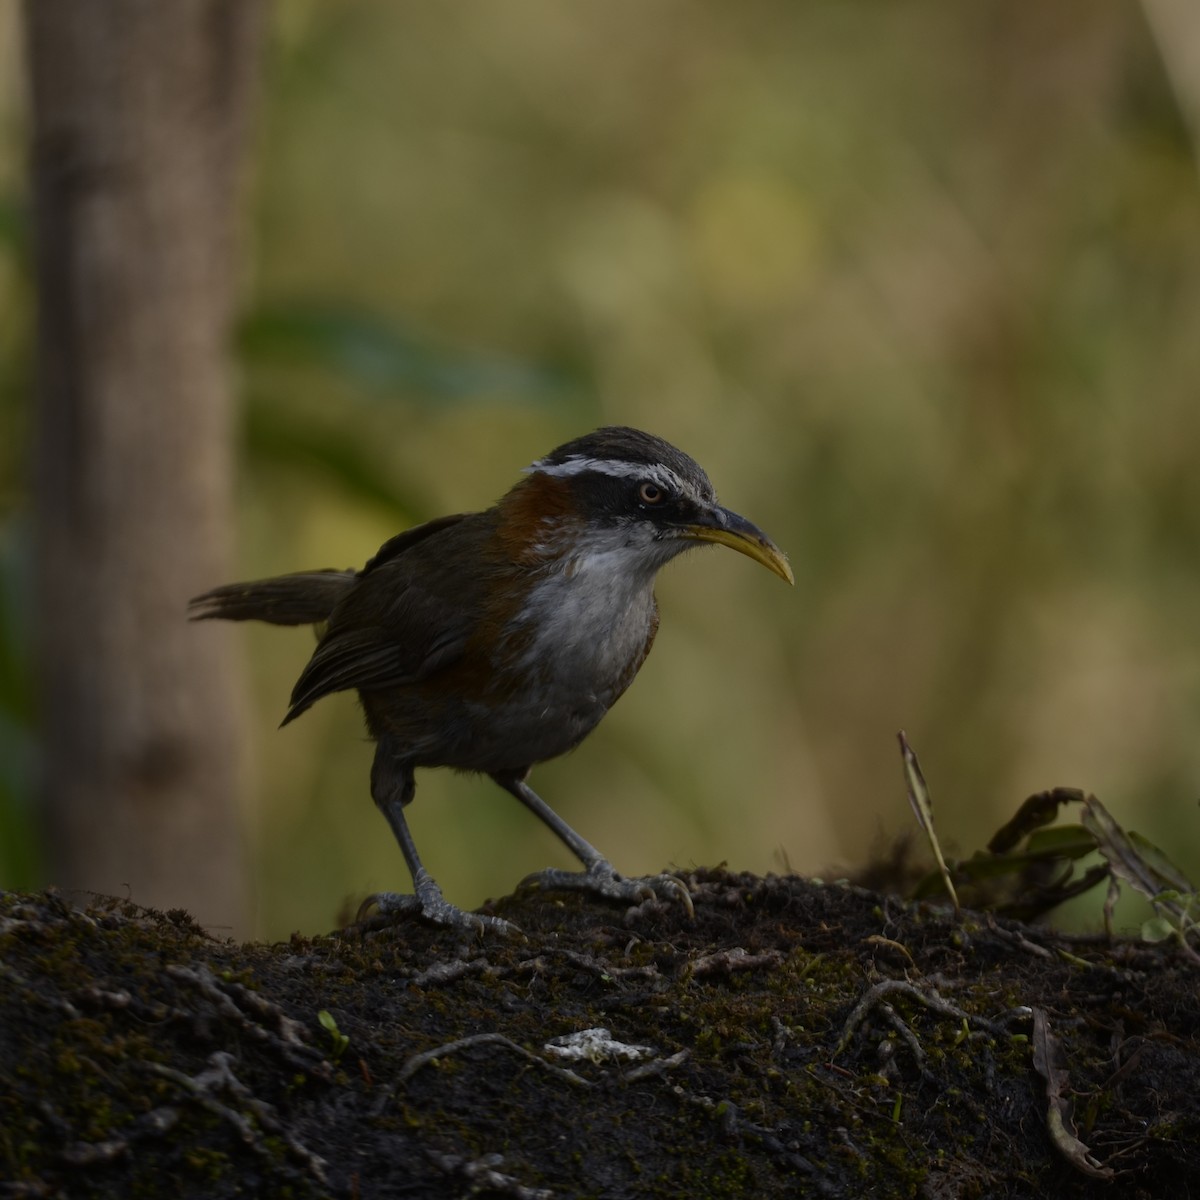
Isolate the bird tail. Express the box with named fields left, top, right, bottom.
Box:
left=188, top=570, right=355, bottom=626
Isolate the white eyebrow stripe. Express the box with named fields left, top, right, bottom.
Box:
left=525, top=457, right=682, bottom=490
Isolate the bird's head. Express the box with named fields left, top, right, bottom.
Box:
left=498, top=426, right=793, bottom=585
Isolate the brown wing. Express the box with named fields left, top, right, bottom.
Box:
left=282, top=511, right=496, bottom=724
left=359, top=512, right=468, bottom=575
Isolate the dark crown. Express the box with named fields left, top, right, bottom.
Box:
left=528, top=427, right=715, bottom=503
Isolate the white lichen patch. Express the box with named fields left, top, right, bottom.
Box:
left=543, top=1027, right=656, bottom=1064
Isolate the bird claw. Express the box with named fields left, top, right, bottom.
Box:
left=356, top=890, right=519, bottom=936
left=520, top=863, right=695, bottom=919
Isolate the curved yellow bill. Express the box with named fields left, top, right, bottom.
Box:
left=678, top=508, right=794, bottom=585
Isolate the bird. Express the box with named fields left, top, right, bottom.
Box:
left=190, top=426, right=792, bottom=932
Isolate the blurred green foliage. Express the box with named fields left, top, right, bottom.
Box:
left=241, top=301, right=579, bottom=404
left=3, top=2, right=1200, bottom=938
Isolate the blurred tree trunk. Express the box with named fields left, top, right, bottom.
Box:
left=24, top=1, right=264, bottom=933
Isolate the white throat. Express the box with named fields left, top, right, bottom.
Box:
left=507, top=524, right=683, bottom=679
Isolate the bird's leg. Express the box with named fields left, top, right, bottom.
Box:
left=359, top=741, right=516, bottom=934
left=492, top=771, right=693, bottom=917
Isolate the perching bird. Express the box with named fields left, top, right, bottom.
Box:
left=190, top=427, right=792, bottom=931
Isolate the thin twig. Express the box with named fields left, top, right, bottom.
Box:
left=140, top=1052, right=330, bottom=1186
left=398, top=1033, right=593, bottom=1088
left=838, top=978, right=1004, bottom=1055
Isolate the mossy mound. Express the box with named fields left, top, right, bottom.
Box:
left=2, top=871, right=1198, bottom=1197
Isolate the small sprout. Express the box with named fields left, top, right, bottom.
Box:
left=318, top=1009, right=350, bottom=1060
left=891, top=1094, right=903, bottom=1123
left=1138, top=890, right=1200, bottom=961
left=1055, top=949, right=1094, bottom=969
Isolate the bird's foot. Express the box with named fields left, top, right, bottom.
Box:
left=520, top=861, right=695, bottom=919
left=356, top=888, right=518, bottom=935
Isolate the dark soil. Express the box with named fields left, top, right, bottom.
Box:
left=2, top=870, right=1198, bottom=1198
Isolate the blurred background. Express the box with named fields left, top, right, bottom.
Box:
left=2, top=1, right=1200, bottom=940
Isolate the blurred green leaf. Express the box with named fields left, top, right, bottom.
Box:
left=1022, top=825, right=1098, bottom=859
left=239, top=302, right=578, bottom=404
left=243, top=398, right=425, bottom=520
left=1141, top=916, right=1176, bottom=944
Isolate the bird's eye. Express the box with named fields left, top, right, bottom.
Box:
left=639, top=481, right=665, bottom=505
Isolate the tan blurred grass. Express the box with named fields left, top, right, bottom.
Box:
left=8, top=1, right=1200, bottom=937
left=231, top=1, right=1200, bottom=937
